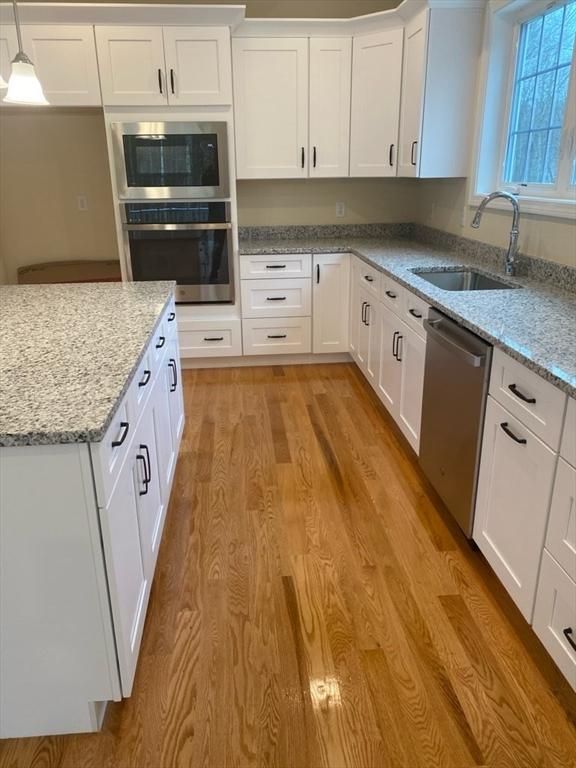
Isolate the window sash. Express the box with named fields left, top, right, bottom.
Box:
left=497, top=2, right=576, bottom=200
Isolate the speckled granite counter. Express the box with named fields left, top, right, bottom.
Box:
left=239, top=235, right=576, bottom=397
left=0, top=281, right=175, bottom=447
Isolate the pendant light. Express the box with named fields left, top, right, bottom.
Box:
left=0, top=74, right=7, bottom=89
left=3, top=0, right=48, bottom=105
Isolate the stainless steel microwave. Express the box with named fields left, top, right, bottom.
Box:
left=111, top=121, right=230, bottom=200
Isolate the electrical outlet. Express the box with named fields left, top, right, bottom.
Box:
left=77, top=195, right=88, bottom=211
left=335, top=201, right=346, bottom=218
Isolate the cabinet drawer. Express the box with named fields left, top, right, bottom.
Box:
left=150, top=318, right=168, bottom=365
left=178, top=318, right=242, bottom=358
left=242, top=317, right=311, bottom=355
left=561, top=397, right=576, bottom=468
left=357, top=260, right=381, bottom=297
left=241, top=278, right=311, bottom=319
left=401, top=290, right=430, bottom=338
left=489, top=348, right=567, bottom=449
left=128, top=351, right=154, bottom=424
left=240, top=253, right=312, bottom=279
left=533, top=550, right=576, bottom=691
left=380, top=274, right=404, bottom=312
left=164, top=301, right=178, bottom=339
left=90, top=394, right=132, bottom=508
left=545, top=458, right=576, bottom=582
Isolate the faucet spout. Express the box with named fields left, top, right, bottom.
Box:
left=470, top=191, right=520, bottom=276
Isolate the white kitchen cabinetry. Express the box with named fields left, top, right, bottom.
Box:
left=243, top=317, right=312, bottom=355
left=309, top=38, right=352, bottom=178
left=474, top=396, right=557, bottom=621
left=20, top=26, right=101, bottom=106
left=545, top=458, right=576, bottom=582
left=240, top=252, right=312, bottom=280
left=376, top=303, right=402, bottom=414
left=312, top=253, right=350, bottom=353
left=241, top=278, right=312, bottom=319
left=533, top=550, right=576, bottom=691
left=95, top=26, right=231, bottom=106
left=350, top=28, right=403, bottom=177
left=233, top=37, right=352, bottom=179
left=162, top=26, right=232, bottom=105
left=356, top=285, right=379, bottom=387
left=397, top=7, right=483, bottom=178
left=349, top=256, right=360, bottom=358
left=0, top=299, right=184, bottom=738
left=233, top=38, right=309, bottom=178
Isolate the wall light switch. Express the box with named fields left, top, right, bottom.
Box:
left=77, top=195, right=88, bottom=211
left=335, top=201, right=346, bottom=218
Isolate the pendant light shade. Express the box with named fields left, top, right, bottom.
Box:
left=3, top=0, right=48, bottom=106
left=0, top=74, right=7, bottom=89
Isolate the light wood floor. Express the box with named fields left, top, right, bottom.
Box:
left=1, top=363, right=575, bottom=768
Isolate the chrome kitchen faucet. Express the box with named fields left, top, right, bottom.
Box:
left=471, top=191, right=520, bottom=277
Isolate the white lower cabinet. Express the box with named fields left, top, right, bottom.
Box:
left=356, top=285, right=379, bottom=386
left=473, top=396, right=557, bottom=621
left=545, top=458, right=576, bottom=582
left=397, top=321, right=426, bottom=452
left=242, top=317, right=312, bottom=355
left=312, top=253, right=350, bottom=353
left=376, top=303, right=401, bottom=413
left=167, top=337, right=185, bottom=446
left=533, top=551, right=576, bottom=690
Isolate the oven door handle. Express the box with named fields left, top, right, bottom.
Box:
left=123, top=222, right=232, bottom=232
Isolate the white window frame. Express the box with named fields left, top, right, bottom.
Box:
left=470, top=0, right=576, bottom=219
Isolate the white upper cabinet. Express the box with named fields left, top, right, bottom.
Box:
left=233, top=37, right=309, bottom=179
left=95, top=26, right=167, bottom=106
left=162, top=26, right=232, bottom=105
left=95, top=25, right=232, bottom=106
left=350, top=28, right=403, bottom=177
left=0, top=25, right=17, bottom=90
left=397, top=6, right=483, bottom=178
left=21, top=26, right=101, bottom=106
left=309, top=38, right=352, bottom=178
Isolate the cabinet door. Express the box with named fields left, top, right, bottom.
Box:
left=397, top=8, right=429, bottom=177
left=233, top=38, right=309, bottom=179
left=376, top=303, right=402, bottom=417
left=95, top=26, right=167, bottom=106
left=152, top=365, right=176, bottom=503
left=313, top=253, right=350, bottom=353
left=167, top=338, right=185, bottom=451
left=163, top=26, right=232, bottom=106
left=364, top=294, right=380, bottom=387
left=309, top=37, right=352, bottom=178
left=99, top=453, right=148, bottom=697
left=21, top=26, right=101, bottom=106
left=132, top=408, right=164, bottom=581
left=349, top=258, right=360, bottom=358
left=350, top=28, right=403, bottom=177
left=0, top=25, right=17, bottom=89
left=356, top=287, right=371, bottom=371
left=545, top=458, right=576, bottom=582
left=473, top=396, right=557, bottom=620
left=397, top=320, right=426, bottom=454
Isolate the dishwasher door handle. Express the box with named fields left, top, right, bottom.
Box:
left=423, top=318, right=486, bottom=368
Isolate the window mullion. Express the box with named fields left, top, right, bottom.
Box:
left=556, top=57, right=576, bottom=193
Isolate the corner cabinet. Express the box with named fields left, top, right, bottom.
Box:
left=397, top=6, right=483, bottom=178
left=233, top=37, right=352, bottom=179
left=95, top=25, right=232, bottom=106
left=0, top=299, right=185, bottom=738
left=350, top=28, right=403, bottom=177
left=312, top=253, right=350, bottom=353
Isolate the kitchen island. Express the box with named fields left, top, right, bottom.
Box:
left=0, top=281, right=184, bottom=738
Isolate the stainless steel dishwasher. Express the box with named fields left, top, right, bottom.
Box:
left=419, top=309, right=492, bottom=537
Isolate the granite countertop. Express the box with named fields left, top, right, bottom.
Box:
left=0, top=281, right=175, bottom=447
left=239, top=236, right=576, bottom=397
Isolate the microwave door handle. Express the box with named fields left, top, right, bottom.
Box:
left=122, top=222, right=233, bottom=232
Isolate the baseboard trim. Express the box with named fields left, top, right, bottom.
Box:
left=181, top=352, right=352, bottom=369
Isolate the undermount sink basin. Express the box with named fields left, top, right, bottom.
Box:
left=412, top=268, right=520, bottom=292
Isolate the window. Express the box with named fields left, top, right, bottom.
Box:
left=501, top=1, right=576, bottom=198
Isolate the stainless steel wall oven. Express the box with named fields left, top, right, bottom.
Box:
left=122, top=202, right=233, bottom=304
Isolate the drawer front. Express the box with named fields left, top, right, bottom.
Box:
left=380, top=274, right=404, bottom=313
left=561, top=397, right=576, bottom=468
left=401, top=289, right=430, bottom=338
left=128, top=351, right=154, bottom=423
left=150, top=318, right=168, bottom=365
left=178, top=318, right=242, bottom=358
left=533, top=550, right=576, bottom=691
left=240, top=253, right=312, bottom=280
left=546, top=458, right=576, bottom=581
left=242, top=317, right=312, bottom=355
left=241, top=278, right=312, bottom=319
left=164, top=301, right=178, bottom=339
left=489, top=348, right=567, bottom=449
left=357, top=260, right=381, bottom=298
left=90, top=395, right=132, bottom=507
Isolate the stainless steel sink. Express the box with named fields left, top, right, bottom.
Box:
left=412, top=268, right=519, bottom=292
